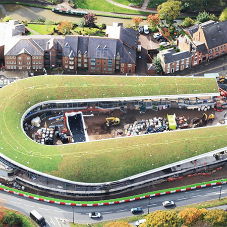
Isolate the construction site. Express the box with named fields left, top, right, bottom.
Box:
left=22, top=98, right=227, bottom=145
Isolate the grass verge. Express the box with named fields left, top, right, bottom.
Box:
left=27, top=24, right=57, bottom=35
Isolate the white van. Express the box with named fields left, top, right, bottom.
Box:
left=144, top=25, right=149, bottom=35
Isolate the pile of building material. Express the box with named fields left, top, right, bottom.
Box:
left=35, top=127, right=54, bottom=145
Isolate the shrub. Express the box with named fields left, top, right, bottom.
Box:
left=3, top=212, right=23, bottom=226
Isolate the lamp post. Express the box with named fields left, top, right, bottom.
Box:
left=147, top=195, right=152, bottom=214
left=72, top=206, right=74, bottom=224
left=219, top=180, right=223, bottom=200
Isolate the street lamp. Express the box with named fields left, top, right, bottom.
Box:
left=71, top=206, right=75, bottom=224
left=147, top=194, right=152, bottom=214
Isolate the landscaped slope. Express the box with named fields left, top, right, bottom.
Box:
left=0, top=75, right=221, bottom=183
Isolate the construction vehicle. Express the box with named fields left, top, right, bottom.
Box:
left=190, top=113, right=215, bottom=128
left=219, top=75, right=227, bottom=84
left=203, top=113, right=215, bottom=122
left=106, top=117, right=120, bottom=126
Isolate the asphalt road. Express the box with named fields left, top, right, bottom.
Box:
left=2, top=183, right=227, bottom=226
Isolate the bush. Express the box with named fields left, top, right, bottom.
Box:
left=3, top=212, right=23, bottom=226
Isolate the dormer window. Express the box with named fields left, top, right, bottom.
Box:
left=104, top=45, right=107, bottom=49
left=97, top=45, right=100, bottom=48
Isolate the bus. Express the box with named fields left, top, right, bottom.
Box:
left=30, top=210, right=46, bottom=226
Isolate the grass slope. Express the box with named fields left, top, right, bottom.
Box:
left=0, top=75, right=220, bottom=183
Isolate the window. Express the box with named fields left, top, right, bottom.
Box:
left=10, top=56, right=12, bottom=59
left=167, top=63, right=170, bottom=68
left=97, top=67, right=99, bottom=70
left=209, top=49, right=213, bottom=54
left=19, top=66, right=22, bottom=69
left=209, top=55, right=213, bottom=59
left=69, top=57, right=74, bottom=61
left=215, top=53, right=219, bottom=57
left=65, top=60, right=68, bottom=63
left=193, top=60, right=197, bottom=65
left=108, top=59, right=112, bottom=66
left=84, top=59, right=87, bottom=63
left=27, top=66, right=30, bottom=69
left=14, top=66, right=16, bottom=69
left=121, top=68, right=124, bottom=72
left=32, top=56, right=35, bottom=59
left=11, top=66, right=13, bottom=69
left=104, top=67, right=106, bottom=71
left=36, top=66, right=39, bottom=69
left=215, top=47, right=219, bottom=52
left=39, top=66, right=42, bottom=69
left=176, top=66, right=179, bottom=71
left=7, top=66, right=10, bottom=69
left=65, top=65, right=68, bottom=68
left=33, top=66, right=35, bottom=69
left=97, top=62, right=99, bottom=65
left=18, top=57, right=21, bottom=60
left=36, top=62, right=38, bottom=64
left=91, top=58, right=95, bottom=66
left=69, top=61, right=74, bottom=65
left=13, top=56, right=16, bottom=59
left=176, top=61, right=179, bottom=65
left=78, top=53, right=81, bottom=57
left=39, top=56, right=41, bottom=59
left=19, top=62, right=22, bottom=65
left=186, top=63, right=189, bottom=68
left=128, top=64, right=132, bottom=67
left=221, top=51, right=225, bottom=55
left=7, top=56, right=9, bottom=59
left=36, top=56, right=38, bottom=59
left=14, top=61, right=16, bottom=64
left=116, top=61, right=119, bottom=64
left=27, top=57, right=30, bottom=60
left=186, top=58, right=189, bottom=63
left=167, top=68, right=170, bottom=73
left=108, top=68, right=112, bottom=71
left=84, top=63, right=87, bottom=67
left=69, top=66, right=74, bottom=69
left=78, top=58, right=81, bottom=62
left=39, top=61, right=42, bottom=64
left=121, top=63, right=124, bottom=67
left=78, top=63, right=81, bottom=67
left=194, top=53, right=197, bottom=58
left=27, top=62, right=30, bottom=65
left=91, top=67, right=95, bottom=70
left=7, top=61, right=9, bottom=64
left=116, top=65, right=119, bottom=69
left=104, top=62, right=106, bottom=66
left=181, top=59, right=184, bottom=64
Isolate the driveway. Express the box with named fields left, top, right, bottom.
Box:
left=136, top=32, right=160, bottom=75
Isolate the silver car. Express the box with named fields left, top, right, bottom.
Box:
left=88, top=212, right=101, bottom=218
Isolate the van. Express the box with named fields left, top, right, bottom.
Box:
left=137, top=44, right=141, bottom=52
left=144, top=25, right=149, bottom=35
left=30, top=210, right=46, bottom=226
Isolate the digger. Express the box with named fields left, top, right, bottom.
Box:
left=106, top=117, right=120, bottom=126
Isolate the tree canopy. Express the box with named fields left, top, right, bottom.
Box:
left=146, top=14, right=160, bottom=28
left=220, top=7, right=227, bottom=21
left=57, top=20, right=73, bottom=35
left=132, top=16, right=143, bottom=27
left=84, top=13, right=96, bottom=28
left=157, top=0, right=182, bottom=26
left=104, top=221, right=132, bottom=227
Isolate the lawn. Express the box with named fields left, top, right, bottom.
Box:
left=75, top=0, right=149, bottom=15
left=0, top=75, right=221, bottom=183
left=27, top=24, right=57, bottom=35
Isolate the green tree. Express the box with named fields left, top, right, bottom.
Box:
left=132, top=16, right=143, bottom=27
left=210, top=14, right=218, bottom=22
left=3, top=212, right=23, bottom=226
left=157, top=1, right=182, bottom=27
left=152, top=57, right=163, bottom=74
left=220, top=7, right=227, bottom=21
left=204, top=209, right=227, bottom=227
left=196, top=11, right=211, bottom=24
left=78, top=17, right=85, bottom=28
left=182, top=17, right=194, bottom=27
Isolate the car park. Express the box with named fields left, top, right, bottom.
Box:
left=153, top=32, right=162, bottom=39
left=144, top=25, right=149, bottom=35
left=131, top=207, right=143, bottom=213
left=162, top=200, right=175, bottom=207
left=160, top=41, right=170, bottom=46
left=89, top=212, right=101, bottom=218
left=135, top=219, right=146, bottom=226
left=138, top=26, right=143, bottom=34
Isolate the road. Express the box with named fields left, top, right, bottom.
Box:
left=1, top=183, right=227, bottom=226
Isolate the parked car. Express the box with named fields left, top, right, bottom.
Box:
left=135, top=219, right=146, bottom=226
left=144, top=25, right=149, bottom=35
left=160, top=42, right=170, bottom=46
left=89, top=212, right=101, bottom=218
left=138, top=26, right=143, bottom=34
left=131, top=207, right=143, bottom=213
left=153, top=32, right=162, bottom=39
left=162, top=200, right=175, bottom=207
left=158, top=38, right=167, bottom=42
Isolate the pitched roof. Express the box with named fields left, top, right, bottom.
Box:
left=184, top=24, right=199, bottom=37
left=78, top=36, right=89, bottom=55
left=88, top=37, right=117, bottom=59
left=119, top=27, right=138, bottom=49
left=62, top=35, right=78, bottom=57
left=159, top=48, right=191, bottom=64
left=193, top=41, right=208, bottom=55
left=201, top=20, right=227, bottom=49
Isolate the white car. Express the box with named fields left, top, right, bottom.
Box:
left=162, top=200, right=175, bottom=207
left=88, top=212, right=101, bottom=218
left=160, top=41, right=170, bottom=46
left=144, top=25, right=149, bottom=35
left=153, top=33, right=162, bottom=39
left=135, top=219, right=146, bottom=226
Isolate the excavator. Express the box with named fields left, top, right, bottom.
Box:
left=219, top=75, right=227, bottom=84
left=190, top=113, right=215, bottom=128
left=106, top=117, right=120, bottom=126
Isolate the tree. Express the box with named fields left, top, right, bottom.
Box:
left=132, top=16, right=143, bottom=27
left=84, top=13, right=96, bottom=28
left=182, top=17, right=194, bottom=27
left=152, top=57, right=163, bottom=74
left=196, top=11, right=211, bottom=24
left=104, top=221, right=132, bottom=227
left=78, top=17, right=85, bottom=28
left=179, top=208, right=202, bottom=226
left=140, top=210, right=180, bottom=227
left=2, top=15, right=12, bottom=22
left=146, top=14, right=160, bottom=29
left=57, top=20, right=73, bottom=35
left=204, top=209, right=227, bottom=227
left=220, top=7, right=227, bottom=21
left=157, top=1, right=182, bottom=27
left=3, top=212, right=23, bottom=226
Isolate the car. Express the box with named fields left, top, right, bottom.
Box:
left=88, top=212, right=101, bottom=218
left=144, top=25, right=149, bottom=35
left=135, top=219, right=146, bottom=226
left=131, top=207, right=143, bottom=213
left=158, top=38, right=167, bottom=42
left=162, top=200, right=175, bottom=207
left=153, top=32, right=162, bottom=39
left=138, top=26, right=143, bottom=34
left=160, top=41, right=170, bottom=46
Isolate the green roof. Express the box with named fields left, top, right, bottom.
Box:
left=0, top=75, right=221, bottom=183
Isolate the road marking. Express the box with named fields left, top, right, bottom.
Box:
left=151, top=203, right=157, bottom=205
left=177, top=198, right=183, bottom=201
left=103, top=212, right=112, bottom=214
left=196, top=190, right=201, bottom=192
left=54, top=210, right=65, bottom=213
left=118, top=209, right=127, bottom=212
left=10, top=201, right=20, bottom=204
left=50, top=218, right=55, bottom=226
left=24, top=204, right=34, bottom=207
left=192, top=195, right=197, bottom=198
left=55, top=218, right=63, bottom=227
left=39, top=207, right=49, bottom=211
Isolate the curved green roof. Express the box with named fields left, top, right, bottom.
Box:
left=0, top=75, right=222, bottom=183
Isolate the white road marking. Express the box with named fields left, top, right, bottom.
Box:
left=39, top=207, right=49, bottom=211
left=103, top=212, right=112, bottom=214
left=151, top=203, right=157, bottom=205
left=118, top=209, right=127, bottom=212
left=54, top=210, right=65, bottom=213
left=50, top=218, right=55, bottom=226
left=10, top=201, right=20, bottom=204
left=55, top=218, right=63, bottom=227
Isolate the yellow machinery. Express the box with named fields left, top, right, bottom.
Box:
left=106, top=117, right=120, bottom=126
left=203, top=113, right=215, bottom=122
left=219, top=75, right=227, bottom=84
